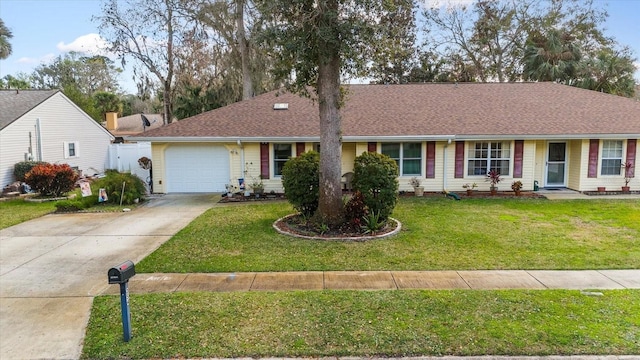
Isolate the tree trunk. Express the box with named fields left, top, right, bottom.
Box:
left=163, top=80, right=172, bottom=124
left=235, top=0, right=253, bottom=100
left=164, top=0, right=174, bottom=124
left=315, top=0, right=344, bottom=226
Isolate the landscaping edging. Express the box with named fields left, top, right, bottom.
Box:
left=273, top=214, right=402, bottom=241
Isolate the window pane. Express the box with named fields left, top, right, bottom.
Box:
left=468, top=160, right=487, bottom=176
left=601, top=140, right=623, bottom=175
left=601, top=159, right=622, bottom=175
left=68, top=143, right=76, bottom=157
left=274, top=144, right=291, bottom=176
left=403, top=159, right=421, bottom=175
left=403, top=143, right=421, bottom=158
left=381, top=143, right=400, bottom=159
left=491, top=160, right=509, bottom=175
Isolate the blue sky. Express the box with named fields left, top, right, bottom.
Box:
left=1, top=0, right=639, bottom=94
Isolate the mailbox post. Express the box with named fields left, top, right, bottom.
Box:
left=108, top=260, right=136, bottom=342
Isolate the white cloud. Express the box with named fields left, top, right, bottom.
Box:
left=422, top=0, right=475, bottom=10
left=17, top=53, right=56, bottom=66
left=16, top=57, right=39, bottom=65
left=56, top=33, right=110, bottom=56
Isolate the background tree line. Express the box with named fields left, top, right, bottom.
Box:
left=1, top=0, right=637, bottom=125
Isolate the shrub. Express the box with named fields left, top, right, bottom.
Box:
left=14, top=161, right=47, bottom=182
left=24, top=163, right=79, bottom=197
left=281, top=151, right=320, bottom=217
left=352, top=152, right=399, bottom=221
left=92, top=170, right=146, bottom=205
left=344, top=191, right=369, bottom=230
left=55, top=199, right=88, bottom=212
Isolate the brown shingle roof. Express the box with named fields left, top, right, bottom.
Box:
left=131, top=83, right=640, bottom=141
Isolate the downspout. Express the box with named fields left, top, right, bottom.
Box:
left=237, top=140, right=245, bottom=186
left=443, top=139, right=450, bottom=191
left=35, top=118, right=43, bottom=161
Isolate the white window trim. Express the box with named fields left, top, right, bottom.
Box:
left=272, top=143, right=293, bottom=178
left=600, top=140, right=623, bottom=176
left=381, top=142, right=423, bottom=177
left=467, top=141, right=511, bottom=177
left=63, top=141, right=80, bottom=159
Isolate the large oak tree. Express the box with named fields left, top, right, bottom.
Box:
left=256, top=0, right=414, bottom=225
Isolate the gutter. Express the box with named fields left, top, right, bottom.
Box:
left=126, top=133, right=639, bottom=143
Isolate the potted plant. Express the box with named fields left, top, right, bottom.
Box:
left=511, top=180, right=523, bottom=196
left=622, top=162, right=633, bottom=192
left=409, top=177, right=424, bottom=196
left=250, top=178, right=265, bottom=197
left=225, top=183, right=237, bottom=197
left=462, top=183, right=477, bottom=196
left=486, top=170, right=502, bottom=195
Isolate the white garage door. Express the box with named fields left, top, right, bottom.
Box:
left=165, top=145, right=229, bottom=193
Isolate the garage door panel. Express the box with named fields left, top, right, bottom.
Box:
left=165, top=145, right=229, bottom=193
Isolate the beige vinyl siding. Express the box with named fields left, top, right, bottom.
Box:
left=577, top=139, right=640, bottom=192
left=0, top=93, right=113, bottom=187
left=567, top=140, right=583, bottom=190
left=341, top=143, right=356, bottom=174
left=150, top=143, right=168, bottom=193
left=519, top=140, right=536, bottom=191
left=533, top=140, right=545, bottom=188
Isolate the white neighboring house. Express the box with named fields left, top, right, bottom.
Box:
left=0, top=89, right=115, bottom=188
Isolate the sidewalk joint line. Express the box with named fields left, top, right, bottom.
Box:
left=525, top=270, right=549, bottom=289
left=596, top=270, right=627, bottom=289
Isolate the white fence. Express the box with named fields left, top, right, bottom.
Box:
left=108, top=142, right=152, bottom=186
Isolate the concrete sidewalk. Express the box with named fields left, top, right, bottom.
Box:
left=102, top=269, right=640, bottom=295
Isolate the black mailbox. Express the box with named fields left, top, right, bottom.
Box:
left=108, top=260, right=136, bottom=284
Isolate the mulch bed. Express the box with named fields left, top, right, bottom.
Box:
left=404, top=191, right=547, bottom=199
left=273, top=213, right=400, bottom=241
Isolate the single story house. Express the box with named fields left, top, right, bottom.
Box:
left=128, top=82, right=639, bottom=194
left=0, top=89, right=115, bottom=188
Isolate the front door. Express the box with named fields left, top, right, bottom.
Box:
left=546, top=142, right=567, bottom=187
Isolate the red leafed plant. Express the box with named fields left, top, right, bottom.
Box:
left=24, top=163, right=79, bottom=197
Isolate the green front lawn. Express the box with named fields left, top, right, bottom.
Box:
left=0, top=198, right=57, bottom=229
left=82, top=289, right=640, bottom=359
left=137, top=198, right=640, bottom=272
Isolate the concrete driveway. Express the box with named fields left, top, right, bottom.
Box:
left=0, top=194, right=215, bottom=360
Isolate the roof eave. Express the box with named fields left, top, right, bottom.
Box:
left=127, top=133, right=640, bottom=143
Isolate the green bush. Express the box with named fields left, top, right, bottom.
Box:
left=281, top=151, right=320, bottom=217
left=352, top=152, right=399, bottom=221
left=24, top=163, right=79, bottom=197
left=92, top=170, right=146, bottom=205
left=55, top=199, right=89, bottom=212
left=13, top=161, right=47, bottom=182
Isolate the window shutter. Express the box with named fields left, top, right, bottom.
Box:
left=455, top=141, right=464, bottom=178
left=368, top=142, right=377, bottom=152
left=626, top=139, right=637, bottom=178
left=260, top=142, right=270, bottom=179
left=588, top=139, right=599, bottom=178
left=296, top=142, right=305, bottom=156
left=513, top=140, right=524, bottom=178
left=426, top=141, right=436, bottom=178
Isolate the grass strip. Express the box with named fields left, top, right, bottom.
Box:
left=137, top=198, right=640, bottom=272
left=82, top=289, right=640, bottom=359
left=0, top=198, right=56, bottom=229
